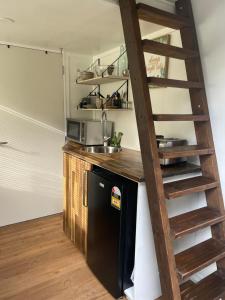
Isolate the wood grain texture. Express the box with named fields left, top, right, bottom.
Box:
left=63, top=141, right=201, bottom=182
left=63, top=141, right=145, bottom=182
left=0, top=214, right=113, bottom=300
left=142, top=39, right=198, bottom=60
left=147, top=77, right=203, bottom=89
left=161, top=163, right=200, bottom=178
left=158, top=145, right=214, bottom=159
left=64, top=154, right=92, bottom=255
left=63, top=153, right=71, bottom=237
left=181, top=272, right=225, bottom=299
left=155, top=281, right=195, bottom=300
left=164, top=176, right=218, bottom=199
left=120, top=0, right=181, bottom=299
left=170, top=207, right=225, bottom=239
left=179, top=281, right=195, bottom=296
left=153, top=114, right=209, bottom=122
left=176, top=238, right=225, bottom=281
left=137, top=3, right=191, bottom=29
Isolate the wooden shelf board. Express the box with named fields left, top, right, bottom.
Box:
left=78, top=108, right=132, bottom=111
left=147, top=77, right=203, bottom=89
left=153, top=114, right=209, bottom=122
left=76, top=75, right=129, bottom=85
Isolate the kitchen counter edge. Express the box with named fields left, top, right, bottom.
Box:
left=63, top=142, right=201, bottom=183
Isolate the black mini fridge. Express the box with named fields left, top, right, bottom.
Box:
left=87, top=168, right=138, bottom=298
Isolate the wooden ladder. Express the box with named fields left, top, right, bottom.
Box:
left=119, top=0, right=225, bottom=299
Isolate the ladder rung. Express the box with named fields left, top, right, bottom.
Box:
left=153, top=114, right=209, bottom=122
left=170, top=207, right=225, bottom=239
left=180, top=281, right=195, bottom=296
left=148, top=77, right=203, bottom=89
left=143, top=39, right=198, bottom=60
left=159, top=145, right=214, bottom=159
left=162, top=163, right=201, bottom=178
left=164, top=176, right=218, bottom=199
left=176, top=238, right=225, bottom=281
left=181, top=272, right=225, bottom=299
left=137, top=3, right=191, bottom=29
left=156, top=281, right=195, bottom=299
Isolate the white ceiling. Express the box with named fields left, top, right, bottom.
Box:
left=0, top=0, right=170, bottom=55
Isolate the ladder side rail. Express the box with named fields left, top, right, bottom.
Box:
left=176, top=0, right=225, bottom=272
left=119, top=0, right=181, bottom=299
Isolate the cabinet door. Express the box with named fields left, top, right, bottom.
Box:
left=79, top=159, right=92, bottom=255
left=63, top=153, right=71, bottom=237
left=63, top=153, right=92, bottom=255
left=70, top=157, right=81, bottom=246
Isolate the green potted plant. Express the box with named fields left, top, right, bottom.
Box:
left=110, top=132, right=123, bottom=148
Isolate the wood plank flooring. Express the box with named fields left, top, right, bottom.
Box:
left=0, top=214, right=114, bottom=300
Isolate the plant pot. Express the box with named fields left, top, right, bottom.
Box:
left=107, top=65, right=115, bottom=76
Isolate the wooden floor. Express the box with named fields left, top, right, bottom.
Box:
left=0, top=214, right=114, bottom=300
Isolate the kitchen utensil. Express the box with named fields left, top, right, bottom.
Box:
left=157, top=137, right=187, bottom=165
left=95, top=65, right=106, bottom=76
left=78, top=71, right=94, bottom=81
left=122, top=69, right=129, bottom=77
left=79, top=97, right=91, bottom=108
left=89, top=94, right=98, bottom=106
left=96, top=98, right=103, bottom=109
left=107, top=65, right=115, bottom=75
left=95, top=65, right=115, bottom=77
left=118, top=45, right=128, bottom=76
left=82, top=104, right=96, bottom=109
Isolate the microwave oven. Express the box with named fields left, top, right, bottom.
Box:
left=66, top=119, right=113, bottom=146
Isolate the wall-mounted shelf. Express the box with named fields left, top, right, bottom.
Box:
left=76, top=50, right=130, bottom=111
left=78, top=108, right=132, bottom=111
left=76, top=75, right=129, bottom=85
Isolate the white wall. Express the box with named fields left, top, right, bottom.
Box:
left=0, top=47, right=64, bottom=131
left=63, top=51, right=93, bottom=119
left=0, top=46, right=64, bottom=226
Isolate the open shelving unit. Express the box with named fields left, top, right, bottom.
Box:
left=76, top=50, right=131, bottom=111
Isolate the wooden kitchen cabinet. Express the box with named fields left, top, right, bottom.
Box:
left=63, top=153, right=92, bottom=255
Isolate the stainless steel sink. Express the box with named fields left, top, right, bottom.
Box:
left=82, top=146, right=122, bottom=154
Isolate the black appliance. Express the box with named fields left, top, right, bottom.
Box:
left=87, top=168, right=138, bottom=298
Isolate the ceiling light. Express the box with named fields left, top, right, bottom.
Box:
left=0, top=17, right=15, bottom=24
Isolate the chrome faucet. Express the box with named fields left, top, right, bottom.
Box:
left=101, top=111, right=110, bottom=146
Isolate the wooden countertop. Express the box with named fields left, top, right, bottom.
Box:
left=63, top=141, right=201, bottom=182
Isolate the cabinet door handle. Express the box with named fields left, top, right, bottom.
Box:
left=0, top=142, right=8, bottom=145
left=82, top=170, right=88, bottom=207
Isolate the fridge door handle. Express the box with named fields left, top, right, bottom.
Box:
left=82, top=170, right=88, bottom=207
